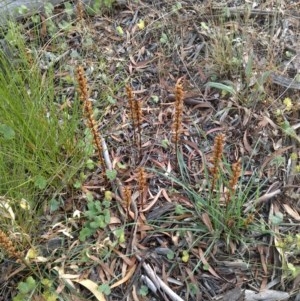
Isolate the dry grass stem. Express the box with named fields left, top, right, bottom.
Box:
left=172, top=78, right=184, bottom=150
left=210, top=133, right=225, bottom=192
left=225, top=159, right=242, bottom=205
left=76, top=66, right=106, bottom=174
left=0, top=230, right=22, bottom=259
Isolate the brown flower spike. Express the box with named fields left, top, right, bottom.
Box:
left=76, top=66, right=106, bottom=174
left=76, top=0, right=84, bottom=22
left=126, top=85, right=143, bottom=159
left=225, top=159, right=241, bottom=205
left=210, top=134, right=225, bottom=192
left=123, top=186, right=132, bottom=217
left=0, top=230, right=22, bottom=259
left=172, top=78, right=184, bottom=150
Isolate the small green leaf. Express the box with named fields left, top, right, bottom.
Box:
left=104, top=191, right=112, bottom=202
left=34, top=175, right=47, bottom=189
left=139, top=285, right=149, bottom=296
left=175, top=204, right=185, bottom=215
left=31, top=15, right=40, bottom=24
left=287, top=263, right=300, bottom=278
left=73, top=180, right=82, bottom=189
left=172, top=2, right=182, bottom=11
left=86, top=192, right=94, bottom=202
left=17, top=276, right=36, bottom=294
left=17, top=5, right=29, bottom=15
left=115, top=228, right=125, bottom=243
left=58, top=20, right=72, bottom=30
left=137, top=19, right=145, bottom=30
left=161, top=139, right=170, bottom=149
left=98, top=283, right=111, bottom=296
left=281, top=120, right=300, bottom=142
left=151, top=95, right=159, bottom=103
left=117, top=162, right=127, bottom=169
left=200, top=22, right=209, bottom=30
left=205, top=82, right=236, bottom=95
left=64, top=2, right=74, bottom=16
left=17, top=282, right=32, bottom=294
left=167, top=250, right=174, bottom=260
left=116, top=26, right=124, bottom=36
left=107, top=95, right=116, bottom=104
left=41, top=278, right=52, bottom=287
left=42, top=292, right=57, bottom=301
left=103, top=209, right=110, bottom=224
left=103, top=200, right=110, bottom=208
left=49, top=198, right=61, bottom=212
left=44, top=2, right=54, bottom=16
left=270, top=212, right=283, bottom=225
left=92, top=0, right=101, bottom=12
left=79, top=227, right=93, bottom=241
left=160, top=33, right=168, bottom=44
left=0, top=124, right=15, bottom=140
left=181, top=250, right=189, bottom=262
left=106, top=169, right=117, bottom=181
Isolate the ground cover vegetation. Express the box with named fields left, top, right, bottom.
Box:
left=0, top=0, right=299, bottom=300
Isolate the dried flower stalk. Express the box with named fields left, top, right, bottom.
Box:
left=0, top=230, right=22, bottom=259
left=76, top=66, right=106, bottom=174
left=172, top=78, right=184, bottom=150
left=137, top=167, right=147, bottom=207
left=225, top=159, right=241, bottom=205
left=210, top=133, right=225, bottom=192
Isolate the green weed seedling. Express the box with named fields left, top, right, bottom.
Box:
left=13, top=276, right=37, bottom=301
left=13, top=277, right=57, bottom=301
left=79, top=193, right=111, bottom=241
left=85, top=0, right=115, bottom=16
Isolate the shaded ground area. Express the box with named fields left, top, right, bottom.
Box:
left=1, top=0, right=300, bottom=300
